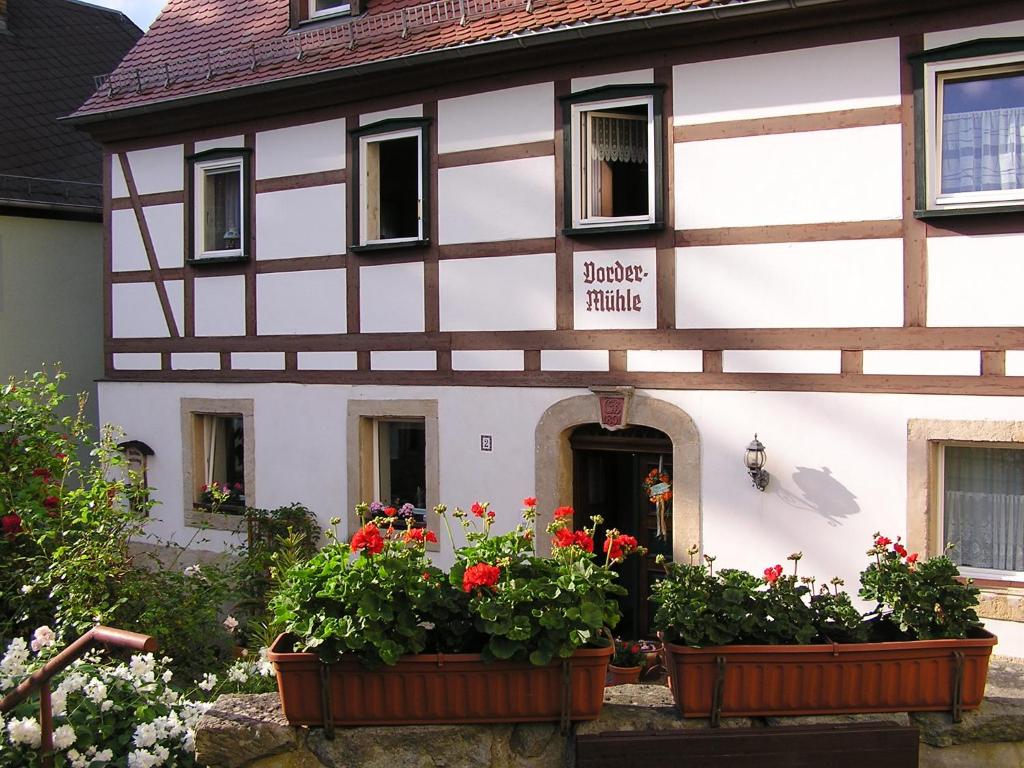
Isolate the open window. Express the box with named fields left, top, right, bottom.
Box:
left=563, top=85, right=665, bottom=234
left=914, top=40, right=1024, bottom=216
left=351, top=119, right=429, bottom=251
left=182, top=398, right=254, bottom=530
left=188, top=149, right=251, bottom=263
left=375, top=420, right=427, bottom=521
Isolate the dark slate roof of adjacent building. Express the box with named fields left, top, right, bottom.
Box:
left=70, top=0, right=801, bottom=121
left=0, top=0, right=141, bottom=211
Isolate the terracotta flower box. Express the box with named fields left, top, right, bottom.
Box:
left=663, top=630, right=997, bottom=721
left=268, top=633, right=613, bottom=727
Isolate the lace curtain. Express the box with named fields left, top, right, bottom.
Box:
left=590, top=115, right=647, bottom=164
left=941, top=107, right=1024, bottom=195
left=944, top=446, right=1024, bottom=572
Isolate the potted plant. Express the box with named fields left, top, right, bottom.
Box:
left=607, top=639, right=646, bottom=686
left=652, top=537, right=997, bottom=722
left=268, top=498, right=643, bottom=727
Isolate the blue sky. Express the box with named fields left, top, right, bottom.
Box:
left=86, top=0, right=165, bottom=31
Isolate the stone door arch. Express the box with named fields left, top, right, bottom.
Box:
left=534, top=393, right=701, bottom=562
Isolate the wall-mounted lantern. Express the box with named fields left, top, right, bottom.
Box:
left=117, top=439, right=154, bottom=513
left=744, top=434, right=770, bottom=492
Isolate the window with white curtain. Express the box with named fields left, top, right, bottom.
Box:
left=563, top=86, right=664, bottom=233
left=941, top=444, right=1024, bottom=579
left=918, top=42, right=1024, bottom=213
left=193, top=413, right=245, bottom=510
left=189, top=149, right=250, bottom=261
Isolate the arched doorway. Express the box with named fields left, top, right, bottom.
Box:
left=571, top=423, right=673, bottom=639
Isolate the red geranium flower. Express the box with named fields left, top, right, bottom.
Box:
left=31, top=468, right=50, bottom=479
left=523, top=497, right=537, bottom=507
left=763, top=564, right=784, bottom=584
left=554, top=506, right=574, bottom=519
left=351, top=523, right=384, bottom=555
left=2, top=513, right=22, bottom=538
left=875, top=535, right=892, bottom=547
left=552, top=527, right=575, bottom=548
left=384, top=506, right=398, bottom=517
left=42, top=496, right=60, bottom=510
left=462, top=562, right=501, bottom=593
left=906, top=552, right=919, bottom=564
left=404, top=528, right=438, bottom=545
left=894, top=543, right=908, bottom=558
left=604, top=534, right=638, bottom=562
left=471, top=502, right=487, bottom=518
left=573, top=530, right=594, bottom=553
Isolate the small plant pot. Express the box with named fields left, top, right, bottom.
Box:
left=606, top=664, right=642, bottom=686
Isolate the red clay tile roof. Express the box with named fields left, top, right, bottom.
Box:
left=72, top=0, right=778, bottom=119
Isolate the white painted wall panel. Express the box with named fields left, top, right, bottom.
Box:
left=370, top=351, right=437, bottom=370
left=1006, top=352, right=1024, bottom=377
left=232, top=352, right=286, bottom=370
left=171, top=353, right=220, bottom=370
left=439, top=253, right=556, bottom=331
left=925, top=20, right=1024, bottom=49
left=165, top=280, right=183, bottom=336
left=574, top=249, right=657, bottom=330
left=112, top=282, right=169, bottom=338
left=438, top=83, right=554, bottom=153
left=862, top=350, right=980, bottom=376
left=255, top=119, right=346, bottom=179
left=676, top=239, right=904, bottom=328
left=195, top=136, right=245, bottom=153
left=111, top=156, right=128, bottom=199
left=297, top=351, right=358, bottom=370
left=676, top=125, right=903, bottom=228
left=627, top=350, right=703, bottom=373
left=256, top=184, right=346, bottom=260
left=451, top=350, right=526, bottom=371
left=673, top=39, right=900, bottom=124
left=359, top=105, right=423, bottom=126
left=723, top=350, right=841, bottom=374
left=360, top=262, right=424, bottom=333
left=146, top=204, right=184, bottom=269
left=194, top=275, right=246, bottom=337
left=540, top=350, right=609, bottom=371
left=126, top=145, right=183, bottom=194
left=111, top=353, right=161, bottom=370
left=111, top=209, right=147, bottom=272
left=438, top=158, right=555, bottom=244
left=928, top=234, right=1024, bottom=327
left=571, top=69, right=653, bottom=93
left=256, top=269, right=347, bottom=335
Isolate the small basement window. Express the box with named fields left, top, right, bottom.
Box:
left=563, top=86, right=664, bottom=234
left=375, top=419, right=427, bottom=515
left=352, top=119, right=429, bottom=249
left=192, top=413, right=246, bottom=512
left=188, top=149, right=250, bottom=262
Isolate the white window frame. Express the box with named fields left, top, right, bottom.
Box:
left=570, top=95, right=657, bottom=229
left=357, top=127, right=424, bottom=246
left=193, top=154, right=245, bottom=261
left=309, top=0, right=351, bottom=20
left=936, top=440, right=1024, bottom=582
left=924, top=52, right=1024, bottom=212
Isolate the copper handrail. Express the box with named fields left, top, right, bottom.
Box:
left=0, top=626, right=157, bottom=768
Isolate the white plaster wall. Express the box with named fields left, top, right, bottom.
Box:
left=256, top=184, right=346, bottom=260
left=194, top=275, right=246, bottom=337
left=676, top=125, right=903, bottom=229
left=359, top=105, right=423, bottom=126
left=256, top=119, right=346, bottom=179
left=723, top=350, right=841, bottom=374
left=256, top=269, right=347, bottom=335
left=111, top=155, right=129, bottom=199
left=928, top=234, right=1024, bottom=327
left=112, top=282, right=170, bottom=338
left=439, top=254, right=556, bottom=331
left=171, top=352, right=220, bottom=371
left=112, top=353, right=161, bottom=370
left=111, top=209, right=147, bottom=272
left=925, top=20, right=1024, bottom=49
left=438, top=83, right=554, bottom=153
left=125, top=146, right=184, bottom=195
left=370, top=351, right=437, bottom=370
left=146, top=204, right=184, bottom=269
left=676, top=239, right=904, bottom=328
left=166, top=280, right=184, bottom=336
left=194, top=136, right=245, bottom=153
left=232, top=352, right=286, bottom=370
left=627, top=350, right=703, bottom=373
left=297, top=351, right=358, bottom=370
left=540, top=350, right=609, bottom=371
left=96, top=381, right=1024, bottom=656
left=438, top=158, right=555, bottom=244
left=574, top=248, right=658, bottom=331
left=360, top=262, right=425, bottom=333
left=571, top=69, right=653, bottom=93
left=862, top=350, right=980, bottom=377
left=451, top=350, right=525, bottom=371
left=1006, top=352, right=1024, bottom=377
left=673, top=39, right=900, bottom=124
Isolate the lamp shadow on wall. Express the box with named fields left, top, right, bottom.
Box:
left=777, top=466, right=860, bottom=527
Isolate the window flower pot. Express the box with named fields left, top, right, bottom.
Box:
left=606, top=664, right=642, bottom=686
left=663, top=630, right=997, bottom=722
left=268, top=633, right=613, bottom=727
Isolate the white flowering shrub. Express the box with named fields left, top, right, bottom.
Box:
left=0, top=629, right=276, bottom=767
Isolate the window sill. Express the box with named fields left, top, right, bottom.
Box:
left=563, top=222, right=663, bottom=237
left=915, top=204, right=1024, bottom=220
left=186, top=254, right=250, bottom=266
left=350, top=239, right=429, bottom=254
left=186, top=505, right=247, bottom=532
